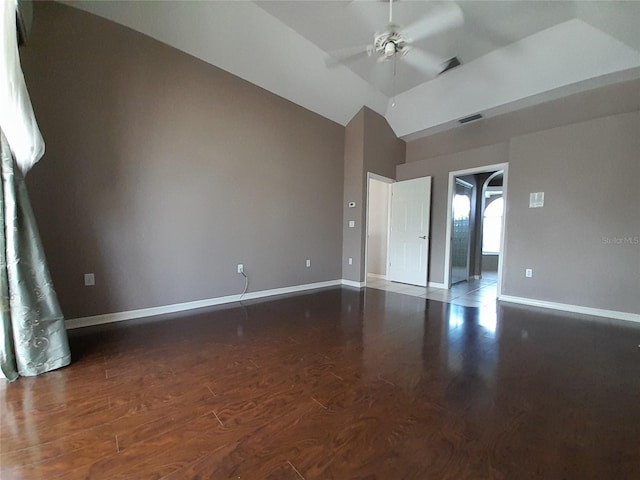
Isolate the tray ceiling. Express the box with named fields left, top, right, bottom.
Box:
left=62, top=1, right=640, bottom=139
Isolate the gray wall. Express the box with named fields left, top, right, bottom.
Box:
left=21, top=2, right=345, bottom=319
left=399, top=83, right=640, bottom=314
left=504, top=112, right=639, bottom=313
left=342, top=107, right=405, bottom=283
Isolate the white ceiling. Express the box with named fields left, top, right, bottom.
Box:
left=62, top=1, right=640, bottom=140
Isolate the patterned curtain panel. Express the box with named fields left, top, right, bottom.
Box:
left=0, top=131, right=70, bottom=381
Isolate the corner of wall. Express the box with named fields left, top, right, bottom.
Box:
left=341, top=109, right=366, bottom=282
left=341, top=107, right=405, bottom=283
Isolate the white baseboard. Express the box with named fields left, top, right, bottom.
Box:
left=66, top=280, right=344, bottom=330
left=66, top=282, right=640, bottom=330
left=367, top=273, right=387, bottom=280
left=498, top=294, right=640, bottom=323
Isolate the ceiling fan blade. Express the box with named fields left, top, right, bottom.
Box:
left=402, top=47, right=444, bottom=78
left=402, top=3, right=464, bottom=43
left=325, top=44, right=372, bottom=68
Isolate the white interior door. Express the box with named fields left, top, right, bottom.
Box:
left=388, top=176, right=431, bottom=287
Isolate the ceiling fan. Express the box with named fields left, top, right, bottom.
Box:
left=327, top=0, right=464, bottom=79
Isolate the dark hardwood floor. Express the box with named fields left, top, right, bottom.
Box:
left=1, top=287, right=639, bottom=479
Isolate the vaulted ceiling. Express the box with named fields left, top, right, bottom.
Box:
left=62, top=1, right=640, bottom=140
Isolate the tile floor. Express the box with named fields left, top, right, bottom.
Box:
left=366, top=271, right=498, bottom=308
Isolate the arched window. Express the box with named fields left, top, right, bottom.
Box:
left=482, top=197, right=503, bottom=254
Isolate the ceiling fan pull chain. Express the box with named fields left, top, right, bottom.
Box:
left=391, top=56, right=397, bottom=107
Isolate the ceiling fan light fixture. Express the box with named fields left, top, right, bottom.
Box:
left=327, top=0, right=463, bottom=94
left=384, top=42, right=396, bottom=57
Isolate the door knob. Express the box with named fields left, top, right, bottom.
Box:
left=418, top=235, right=427, bottom=239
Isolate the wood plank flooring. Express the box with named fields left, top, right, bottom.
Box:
left=1, top=287, right=639, bottom=479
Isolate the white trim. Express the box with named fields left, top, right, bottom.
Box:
left=495, top=168, right=508, bottom=298
left=499, top=295, right=640, bottom=323
left=342, top=279, right=366, bottom=288
left=66, top=280, right=344, bottom=329
left=367, top=172, right=395, bottom=184
left=427, top=281, right=447, bottom=289
left=455, top=177, right=474, bottom=189
left=385, top=180, right=392, bottom=280
left=444, top=162, right=508, bottom=294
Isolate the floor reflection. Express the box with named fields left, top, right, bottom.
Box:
left=441, top=303, right=499, bottom=408
left=357, top=289, right=502, bottom=404
left=360, top=290, right=426, bottom=385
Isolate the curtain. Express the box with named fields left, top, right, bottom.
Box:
left=1, top=132, right=71, bottom=381
left=0, top=0, right=70, bottom=381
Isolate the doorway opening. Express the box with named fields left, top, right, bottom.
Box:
left=451, top=178, right=473, bottom=285
left=444, top=163, right=508, bottom=297
left=365, top=174, right=432, bottom=288
left=480, top=171, right=504, bottom=285
left=365, top=174, right=393, bottom=281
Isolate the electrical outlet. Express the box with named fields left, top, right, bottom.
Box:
left=525, top=268, right=533, bottom=278
left=237, top=264, right=244, bottom=274
left=84, top=273, right=95, bottom=286
left=306, top=259, right=311, bottom=268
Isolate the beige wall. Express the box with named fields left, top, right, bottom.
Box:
left=400, top=83, right=640, bottom=315
left=21, top=2, right=344, bottom=319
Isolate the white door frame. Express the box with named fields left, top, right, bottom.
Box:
left=365, top=172, right=394, bottom=282
left=443, top=162, right=509, bottom=296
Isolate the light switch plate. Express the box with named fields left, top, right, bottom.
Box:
left=529, top=192, right=544, bottom=208
left=84, top=273, right=95, bottom=286
left=348, top=220, right=355, bottom=228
